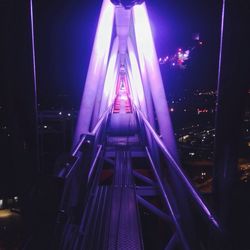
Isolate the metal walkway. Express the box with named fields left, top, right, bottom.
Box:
left=58, top=96, right=144, bottom=249
left=107, top=150, right=143, bottom=250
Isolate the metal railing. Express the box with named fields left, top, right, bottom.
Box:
left=133, top=104, right=222, bottom=249
left=71, top=106, right=112, bottom=157
left=58, top=106, right=112, bottom=179
left=53, top=106, right=112, bottom=249
left=135, top=105, right=219, bottom=229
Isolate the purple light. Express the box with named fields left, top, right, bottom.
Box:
left=73, top=0, right=115, bottom=146
left=126, top=64, right=138, bottom=105
left=133, top=3, right=179, bottom=161
left=133, top=4, right=155, bottom=61
left=127, top=37, right=148, bottom=116
left=99, top=37, right=119, bottom=115
left=94, top=1, right=115, bottom=54
left=128, top=39, right=145, bottom=104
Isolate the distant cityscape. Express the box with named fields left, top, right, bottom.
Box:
left=168, top=89, right=250, bottom=192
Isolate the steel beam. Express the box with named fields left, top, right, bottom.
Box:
left=145, top=147, right=190, bottom=250
left=133, top=170, right=155, bottom=185
left=136, top=186, right=158, bottom=196
left=165, top=233, right=178, bottom=250
left=136, top=195, right=172, bottom=223
left=135, top=106, right=219, bottom=230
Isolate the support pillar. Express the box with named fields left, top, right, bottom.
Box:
left=132, top=3, right=179, bottom=161
left=73, top=0, right=115, bottom=147
left=213, top=0, right=250, bottom=248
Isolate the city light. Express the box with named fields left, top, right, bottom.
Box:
left=197, top=108, right=209, bottom=115
left=158, top=35, right=204, bottom=69
left=0, top=210, right=12, bottom=218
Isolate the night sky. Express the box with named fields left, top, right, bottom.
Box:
left=33, top=0, right=222, bottom=109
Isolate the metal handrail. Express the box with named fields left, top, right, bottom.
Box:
left=58, top=106, right=111, bottom=178
left=88, top=145, right=103, bottom=182
left=134, top=104, right=220, bottom=230
left=145, top=146, right=189, bottom=250
left=71, top=106, right=112, bottom=157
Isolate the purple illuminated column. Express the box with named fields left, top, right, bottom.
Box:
left=126, top=58, right=139, bottom=107
left=107, top=61, right=119, bottom=109
left=128, top=33, right=157, bottom=153
left=129, top=27, right=155, bottom=129
left=127, top=38, right=147, bottom=115
left=133, top=3, right=178, bottom=160
left=73, top=0, right=115, bottom=146
left=99, top=37, right=119, bottom=116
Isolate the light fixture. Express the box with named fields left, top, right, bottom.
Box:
left=111, top=0, right=144, bottom=9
